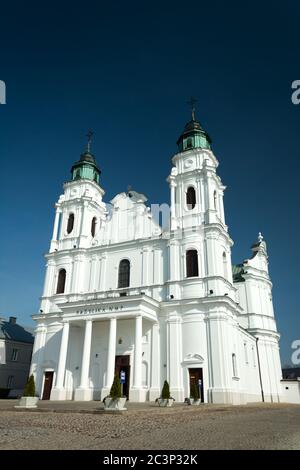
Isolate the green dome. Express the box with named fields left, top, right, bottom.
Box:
left=71, top=150, right=101, bottom=185
left=177, top=118, right=212, bottom=152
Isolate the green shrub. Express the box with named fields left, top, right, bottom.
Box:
left=109, top=374, right=122, bottom=400
left=23, top=375, right=36, bottom=397
left=190, top=382, right=200, bottom=400
left=161, top=380, right=170, bottom=399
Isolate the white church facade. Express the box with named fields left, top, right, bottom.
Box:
left=30, top=112, right=283, bottom=404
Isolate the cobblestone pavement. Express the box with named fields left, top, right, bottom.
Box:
left=0, top=402, right=299, bottom=450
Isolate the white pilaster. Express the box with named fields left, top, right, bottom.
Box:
left=149, top=322, right=160, bottom=401
left=131, top=315, right=143, bottom=401
left=74, top=320, right=93, bottom=400
left=170, top=178, right=178, bottom=230
left=168, top=318, right=184, bottom=401
left=99, top=253, right=107, bottom=291
left=50, top=205, right=61, bottom=251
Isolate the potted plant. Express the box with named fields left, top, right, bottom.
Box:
left=189, top=381, right=201, bottom=405
left=103, top=374, right=127, bottom=411
left=15, top=375, right=39, bottom=408
left=156, top=380, right=174, bottom=407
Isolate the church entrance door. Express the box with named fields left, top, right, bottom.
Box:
left=189, top=368, right=204, bottom=403
left=115, top=355, right=130, bottom=400
left=42, top=371, right=54, bottom=400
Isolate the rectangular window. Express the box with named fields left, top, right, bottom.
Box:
left=7, top=375, right=14, bottom=388
left=11, top=349, right=19, bottom=361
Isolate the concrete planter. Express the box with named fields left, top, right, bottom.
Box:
left=15, top=396, right=39, bottom=408
left=185, top=398, right=201, bottom=405
left=104, top=397, right=127, bottom=411
left=157, top=398, right=174, bottom=407
left=190, top=398, right=201, bottom=405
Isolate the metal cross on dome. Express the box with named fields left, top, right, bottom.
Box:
left=187, top=97, right=197, bottom=121
left=86, top=130, right=94, bottom=153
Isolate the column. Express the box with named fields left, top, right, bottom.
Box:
left=50, top=321, right=69, bottom=400
left=74, top=320, right=93, bottom=400
left=149, top=322, right=160, bottom=401
left=52, top=206, right=61, bottom=241
left=170, top=179, right=177, bottom=230
left=105, top=317, right=117, bottom=388
left=29, top=324, right=47, bottom=394
left=219, top=191, right=225, bottom=224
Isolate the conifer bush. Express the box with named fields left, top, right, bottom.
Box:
left=109, top=374, right=122, bottom=400
left=161, top=380, right=171, bottom=399
left=23, top=375, right=36, bottom=397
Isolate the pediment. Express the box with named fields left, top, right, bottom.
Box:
left=182, top=353, right=204, bottom=365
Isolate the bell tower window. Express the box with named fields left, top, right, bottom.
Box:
left=213, top=190, right=217, bottom=210
left=186, top=186, right=196, bottom=210
left=91, top=217, right=97, bottom=237
left=56, top=269, right=66, bottom=294
left=186, top=249, right=199, bottom=277
left=67, top=213, right=74, bottom=234
left=186, top=137, right=193, bottom=148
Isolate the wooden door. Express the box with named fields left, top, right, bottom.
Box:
left=115, top=355, right=130, bottom=400
left=189, top=368, right=204, bottom=402
left=42, top=371, right=54, bottom=400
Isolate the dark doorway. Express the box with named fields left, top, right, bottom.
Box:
left=42, top=371, right=54, bottom=400
left=115, top=355, right=130, bottom=399
left=189, top=368, right=204, bottom=403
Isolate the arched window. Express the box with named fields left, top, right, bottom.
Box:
left=67, top=213, right=74, bottom=234
left=91, top=217, right=97, bottom=237
left=56, top=269, right=66, bottom=294
left=186, top=249, right=199, bottom=277
left=186, top=186, right=196, bottom=210
left=118, top=259, right=130, bottom=288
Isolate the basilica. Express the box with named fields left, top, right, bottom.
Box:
left=30, top=110, right=283, bottom=404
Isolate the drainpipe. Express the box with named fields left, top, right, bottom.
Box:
left=256, top=337, right=264, bottom=402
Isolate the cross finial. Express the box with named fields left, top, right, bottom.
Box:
left=86, top=130, right=93, bottom=153
left=187, top=96, right=197, bottom=121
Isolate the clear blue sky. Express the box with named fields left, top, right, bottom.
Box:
left=0, top=1, right=299, bottom=365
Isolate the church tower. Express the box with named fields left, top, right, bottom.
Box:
left=167, top=101, right=234, bottom=302
left=41, top=133, right=106, bottom=315
left=164, top=102, right=241, bottom=403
